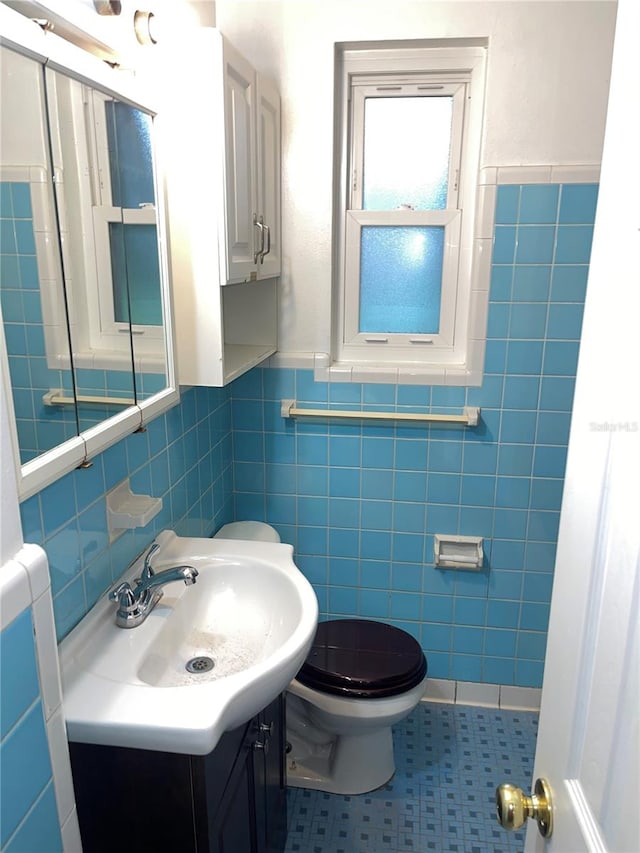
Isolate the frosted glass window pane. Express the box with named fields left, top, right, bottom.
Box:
left=359, top=226, right=444, bottom=334
left=105, top=102, right=155, bottom=209
left=363, top=96, right=453, bottom=211
left=110, top=223, right=162, bottom=326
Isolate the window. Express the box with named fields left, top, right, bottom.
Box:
left=333, top=45, right=487, bottom=381
left=90, top=93, right=164, bottom=356
left=40, top=77, right=165, bottom=374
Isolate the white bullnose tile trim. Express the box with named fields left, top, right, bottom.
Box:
left=61, top=808, right=83, bottom=853
left=21, top=542, right=50, bottom=601
left=12, top=544, right=81, bottom=853
left=497, top=165, right=552, bottom=184
left=474, top=185, right=497, bottom=239
left=31, top=592, right=63, bottom=720
left=499, top=685, right=543, bottom=712
left=351, top=365, right=399, bottom=384
left=46, top=709, right=77, bottom=830
left=267, top=351, right=316, bottom=370
left=551, top=164, right=601, bottom=183
left=0, top=560, right=31, bottom=630
left=478, top=166, right=498, bottom=186
left=422, top=677, right=457, bottom=704
left=420, top=679, right=542, bottom=712
left=480, top=163, right=601, bottom=185
left=397, top=366, right=446, bottom=385
left=456, top=681, right=501, bottom=708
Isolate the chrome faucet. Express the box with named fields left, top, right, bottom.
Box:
left=109, top=542, right=198, bottom=628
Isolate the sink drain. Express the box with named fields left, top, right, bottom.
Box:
left=185, top=656, right=215, bottom=674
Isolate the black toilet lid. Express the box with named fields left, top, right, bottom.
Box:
left=297, top=619, right=427, bottom=698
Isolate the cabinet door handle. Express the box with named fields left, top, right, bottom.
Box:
left=253, top=738, right=270, bottom=754
left=253, top=213, right=265, bottom=264
left=260, top=224, right=271, bottom=262
left=259, top=722, right=274, bottom=736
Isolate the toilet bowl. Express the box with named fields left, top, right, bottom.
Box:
left=213, top=521, right=428, bottom=795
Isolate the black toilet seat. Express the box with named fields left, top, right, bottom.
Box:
left=296, top=619, right=427, bottom=699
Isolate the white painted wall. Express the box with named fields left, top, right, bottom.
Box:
left=215, top=0, right=617, bottom=356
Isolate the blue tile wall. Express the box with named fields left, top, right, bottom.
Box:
left=13, top=182, right=594, bottom=670
left=231, top=184, right=596, bottom=689
left=0, top=180, right=166, bottom=456
left=0, top=181, right=77, bottom=462
left=0, top=607, right=63, bottom=853
left=19, top=385, right=234, bottom=641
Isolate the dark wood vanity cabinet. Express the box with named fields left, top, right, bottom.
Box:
left=68, top=694, right=287, bottom=853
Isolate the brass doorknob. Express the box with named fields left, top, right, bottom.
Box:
left=496, top=777, right=553, bottom=838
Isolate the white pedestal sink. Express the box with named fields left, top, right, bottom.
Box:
left=60, top=530, right=318, bottom=755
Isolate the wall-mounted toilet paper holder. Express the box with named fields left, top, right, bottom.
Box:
left=434, top=535, right=484, bottom=570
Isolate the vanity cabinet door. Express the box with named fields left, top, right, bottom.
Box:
left=253, top=694, right=287, bottom=853
left=68, top=694, right=287, bottom=853
left=200, top=718, right=258, bottom=853
left=203, top=694, right=287, bottom=853
left=68, top=742, right=198, bottom=853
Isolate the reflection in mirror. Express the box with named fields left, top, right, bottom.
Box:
left=103, top=94, right=168, bottom=404
left=0, top=9, right=178, bottom=499
left=33, top=64, right=171, bottom=433
left=0, top=46, right=80, bottom=463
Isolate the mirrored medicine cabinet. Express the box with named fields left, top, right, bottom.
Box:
left=0, top=8, right=179, bottom=500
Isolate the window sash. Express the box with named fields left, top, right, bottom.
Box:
left=344, top=209, right=461, bottom=349
left=343, top=77, right=466, bottom=356
left=92, top=205, right=164, bottom=351
left=349, top=80, right=467, bottom=213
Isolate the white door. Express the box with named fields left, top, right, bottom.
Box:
left=523, top=1, right=639, bottom=850
left=256, top=74, right=281, bottom=280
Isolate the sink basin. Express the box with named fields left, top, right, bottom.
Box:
left=60, top=530, right=318, bottom=755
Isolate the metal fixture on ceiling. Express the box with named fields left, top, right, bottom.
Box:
left=94, top=1, right=122, bottom=14
left=133, top=10, right=158, bottom=45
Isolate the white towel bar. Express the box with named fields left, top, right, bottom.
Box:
left=43, top=390, right=135, bottom=407
left=281, top=400, right=480, bottom=427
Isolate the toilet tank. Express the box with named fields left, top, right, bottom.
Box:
left=213, top=521, right=281, bottom=543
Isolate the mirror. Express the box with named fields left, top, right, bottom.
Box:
left=0, top=12, right=178, bottom=499
left=0, top=46, right=81, bottom=462
left=44, top=65, right=168, bottom=431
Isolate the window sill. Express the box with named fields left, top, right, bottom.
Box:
left=267, top=351, right=484, bottom=387
left=319, top=357, right=483, bottom=387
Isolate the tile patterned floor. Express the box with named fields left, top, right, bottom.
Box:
left=285, top=701, right=538, bottom=853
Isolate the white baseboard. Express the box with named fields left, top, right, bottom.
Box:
left=421, top=678, right=541, bottom=712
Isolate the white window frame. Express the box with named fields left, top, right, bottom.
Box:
left=333, top=45, right=487, bottom=380
left=41, top=80, right=164, bottom=373
left=88, top=89, right=164, bottom=359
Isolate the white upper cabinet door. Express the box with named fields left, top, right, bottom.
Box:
left=222, top=37, right=281, bottom=284
left=256, top=75, right=281, bottom=280
left=223, top=38, right=258, bottom=283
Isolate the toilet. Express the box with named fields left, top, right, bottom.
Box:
left=214, top=521, right=428, bottom=795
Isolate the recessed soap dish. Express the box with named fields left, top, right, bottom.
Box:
left=434, top=534, right=484, bottom=570
left=106, top=479, right=162, bottom=541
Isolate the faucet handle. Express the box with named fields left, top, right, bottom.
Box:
left=140, top=542, right=161, bottom=580
left=109, top=581, right=135, bottom=611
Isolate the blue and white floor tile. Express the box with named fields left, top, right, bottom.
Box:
left=285, top=701, right=538, bottom=853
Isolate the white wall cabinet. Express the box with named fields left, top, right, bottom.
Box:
left=223, top=39, right=281, bottom=284
left=164, top=29, right=280, bottom=386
